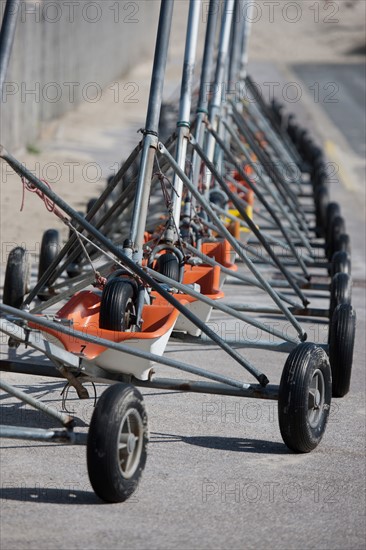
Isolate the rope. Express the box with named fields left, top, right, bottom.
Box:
left=20, top=177, right=66, bottom=221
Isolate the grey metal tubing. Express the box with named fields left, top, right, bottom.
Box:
left=0, top=304, right=265, bottom=390
left=200, top=216, right=308, bottom=286
left=219, top=304, right=329, bottom=319
left=226, top=121, right=305, bottom=231
left=244, top=75, right=304, bottom=167
left=239, top=0, right=253, bottom=80
left=225, top=276, right=330, bottom=292
left=0, top=152, right=269, bottom=386
left=171, top=0, right=201, bottom=226
left=0, top=426, right=88, bottom=445
left=145, top=0, right=175, bottom=134
left=197, top=0, right=220, bottom=114
left=210, top=0, right=235, bottom=118
left=22, top=141, right=142, bottom=306
left=191, top=0, right=219, bottom=201
left=211, top=200, right=313, bottom=269
left=212, top=203, right=312, bottom=264
left=205, top=122, right=312, bottom=281
left=0, top=378, right=73, bottom=427
left=158, top=142, right=307, bottom=340
left=242, top=88, right=304, bottom=179
left=178, top=0, right=201, bottom=124
left=146, top=267, right=299, bottom=345
left=204, top=0, right=235, bottom=193
left=199, top=339, right=296, bottom=353
left=130, top=0, right=174, bottom=254
left=183, top=242, right=303, bottom=308
left=240, top=113, right=309, bottom=226
left=0, top=0, right=21, bottom=96
left=129, top=135, right=158, bottom=254
left=190, top=135, right=311, bottom=301
left=229, top=107, right=312, bottom=241
left=228, top=0, right=244, bottom=85
left=135, top=377, right=279, bottom=400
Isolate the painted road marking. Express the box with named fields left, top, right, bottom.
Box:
left=325, top=140, right=357, bottom=192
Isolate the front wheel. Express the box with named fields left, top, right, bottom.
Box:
left=87, top=383, right=148, bottom=503
left=155, top=252, right=180, bottom=282
left=278, top=343, right=332, bottom=453
left=99, top=278, right=137, bottom=331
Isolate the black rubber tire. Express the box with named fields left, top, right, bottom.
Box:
left=3, top=247, right=29, bottom=309
left=210, top=190, right=227, bottom=209
left=99, top=278, right=136, bottom=331
left=330, top=251, right=351, bottom=277
left=38, top=229, right=60, bottom=281
left=329, top=272, right=352, bottom=321
left=313, top=169, right=328, bottom=191
left=334, top=233, right=351, bottom=256
left=156, top=253, right=180, bottom=282
left=314, top=184, right=329, bottom=235
left=278, top=343, right=332, bottom=453
left=87, top=383, right=148, bottom=503
left=326, top=202, right=341, bottom=232
left=329, top=304, right=356, bottom=398
left=310, top=146, right=324, bottom=165
left=327, top=215, right=346, bottom=260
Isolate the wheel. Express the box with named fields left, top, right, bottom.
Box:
left=155, top=252, right=180, bottom=282
left=3, top=247, right=30, bottom=308
left=329, top=272, right=352, bottom=321
left=334, top=233, right=351, bottom=256
left=309, top=146, right=324, bottom=165
left=313, top=169, right=328, bottom=190
left=326, top=202, right=341, bottom=232
left=327, top=215, right=346, bottom=260
left=87, top=383, right=148, bottom=503
left=314, top=184, right=329, bottom=235
left=330, top=251, right=351, bottom=277
left=210, top=190, right=227, bottom=209
left=329, top=304, right=356, bottom=397
left=278, top=343, right=332, bottom=453
left=38, top=229, right=60, bottom=281
left=99, top=278, right=137, bottom=331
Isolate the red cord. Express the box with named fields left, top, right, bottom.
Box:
left=20, top=177, right=66, bottom=221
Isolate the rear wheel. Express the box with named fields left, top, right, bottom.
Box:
left=3, top=247, right=30, bottom=309
left=99, top=278, right=136, bottom=331
left=278, top=343, right=331, bottom=453
left=87, top=383, right=148, bottom=503
left=329, top=304, right=356, bottom=397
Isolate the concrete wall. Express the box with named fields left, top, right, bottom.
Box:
left=0, top=0, right=159, bottom=151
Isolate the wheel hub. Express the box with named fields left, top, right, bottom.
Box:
left=127, top=434, right=137, bottom=454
